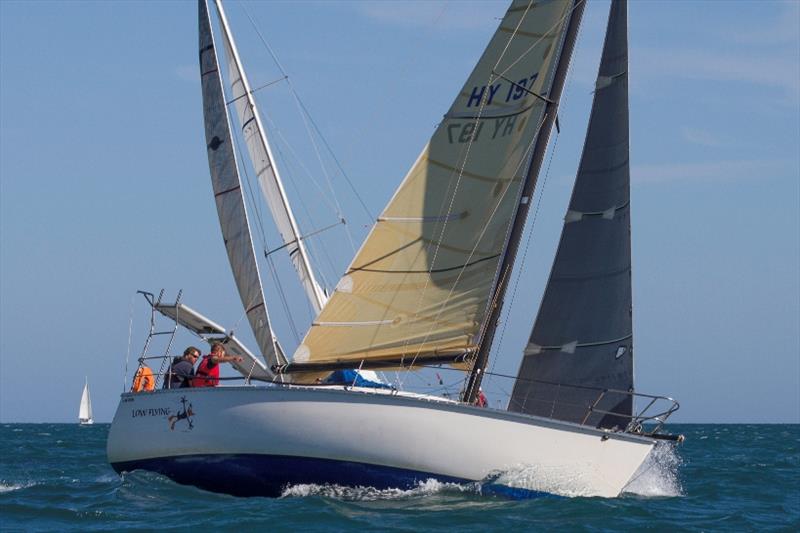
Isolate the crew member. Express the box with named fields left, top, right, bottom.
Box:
left=193, top=342, right=243, bottom=387
left=163, top=347, right=200, bottom=389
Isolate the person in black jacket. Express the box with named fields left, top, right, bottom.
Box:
left=163, top=346, right=201, bottom=389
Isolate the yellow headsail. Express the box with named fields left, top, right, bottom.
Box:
left=289, top=1, right=576, bottom=375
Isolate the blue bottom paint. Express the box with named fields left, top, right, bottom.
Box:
left=111, top=454, right=471, bottom=498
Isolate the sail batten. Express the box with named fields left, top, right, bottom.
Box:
left=199, top=0, right=278, bottom=375
left=290, top=0, right=578, bottom=378
left=510, top=0, right=633, bottom=428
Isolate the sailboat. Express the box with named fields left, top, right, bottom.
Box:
left=79, top=377, right=93, bottom=425
left=107, top=0, right=681, bottom=498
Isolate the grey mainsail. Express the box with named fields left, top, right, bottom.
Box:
left=509, top=0, right=632, bottom=428
left=199, top=0, right=279, bottom=375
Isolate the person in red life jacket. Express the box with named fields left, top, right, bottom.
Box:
left=193, top=342, right=243, bottom=387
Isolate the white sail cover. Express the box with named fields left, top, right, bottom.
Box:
left=214, top=0, right=327, bottom=315
left=292, top=0, right=575, bottom=372
left=79, top=380, right=92, bottom=422
left=199, top=0, right=280, bottom=374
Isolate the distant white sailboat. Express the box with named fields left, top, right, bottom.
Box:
left=79, top=377, right=93, bottom=425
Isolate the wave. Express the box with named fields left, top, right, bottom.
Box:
left=480, top=465, right=596, bottom=498
left=622, top=442, right=683, bottom=497
left=0, top=481, right=34, bottom=493
left=279, top=446, right=685, bottom=502
left=280, top=478, right=479, bottom=501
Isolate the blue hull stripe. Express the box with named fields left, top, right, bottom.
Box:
left=111, top=454, right=472, bottom=498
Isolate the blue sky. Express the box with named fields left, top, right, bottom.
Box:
left=1, top=0, right=797, bottom=423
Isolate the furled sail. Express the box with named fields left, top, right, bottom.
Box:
left=509, top=0, right=633, bottom=429
left=213, top=0, right=327, bottom=315
left=287, top=0, right=579, bottom=375
left=199, top=0, right=280, bottom=373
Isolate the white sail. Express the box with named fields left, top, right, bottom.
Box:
left=79, top=378, right=93, bottom=425
left=199, top=0, right=281, bottom=373
left=214, top=0, right=327, bottom=315
left=289, top=0, right=576, bottom=374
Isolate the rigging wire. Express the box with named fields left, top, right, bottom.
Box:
left=241, top=2, right=369, bottom=246
left=399, top=0, right=556, bottom=391
left=123, top=293, right=136, bottom=392
left=268, top=139, right=334, bottom=292
left=258, top=111, right=350, bottom=287
left=461, top=0, right=586, bottom=398
left=230, top=106, right=303, bottom=342
left=484, top=4, right=586, bottom=402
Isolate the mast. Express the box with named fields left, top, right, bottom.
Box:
left=462, top=0, right=586, bottom=404
left=199, top=0, right=280, bottom=374
left=213, top=0, right=327, bottom=315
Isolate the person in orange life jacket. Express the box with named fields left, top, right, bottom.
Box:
left=193, top=342, right=243, bottom=387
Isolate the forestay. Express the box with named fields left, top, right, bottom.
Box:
left=510, top=0, right=633, bottom=428
left=213, top=0, right=327, bottom=315
left=199, top=0, right=280, bottom=375
left=290, top=0, right=576, bottom=374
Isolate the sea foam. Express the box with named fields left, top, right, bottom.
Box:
left=622, top=442, right=683, bottom=497
left=280, top=478, right=478, bottom=501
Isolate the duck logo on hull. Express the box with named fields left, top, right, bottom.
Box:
left=167, top=396, right=195, bottom=431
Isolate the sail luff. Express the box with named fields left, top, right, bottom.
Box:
left=463, top=0, right=586, bottom=403
left=199, top=0, right=278, bottom=376
left=509, top=0, right=633, bottom=428
left=213, top=0, right=327, bottom=316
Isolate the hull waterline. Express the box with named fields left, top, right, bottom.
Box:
left=107, top=386, right=654, bottom=498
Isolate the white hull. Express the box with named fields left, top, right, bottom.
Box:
left=79, top=419, right=94, bottom=425
left=107, top=386, right=654, bottom=498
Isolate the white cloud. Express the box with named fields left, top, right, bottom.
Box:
left=632, top=159, right=795, bottom=185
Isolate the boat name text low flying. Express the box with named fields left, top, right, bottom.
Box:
left=131, top=407, right=172, bottom=418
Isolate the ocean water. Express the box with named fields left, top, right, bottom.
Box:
left=0, top=424, right=797, bottom=531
